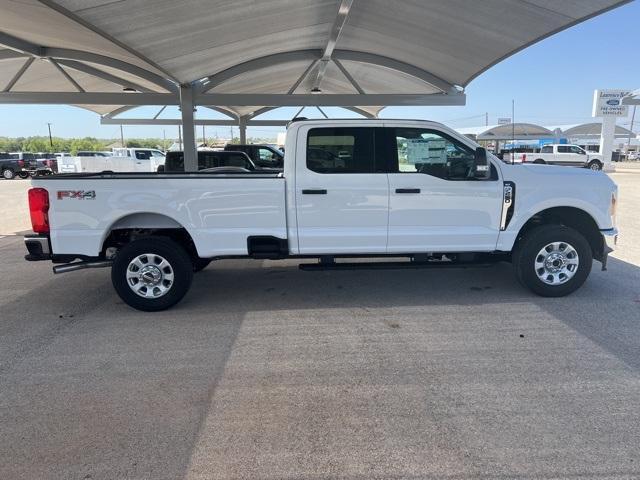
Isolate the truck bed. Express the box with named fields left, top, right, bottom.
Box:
left=33, top=173, right=286, bottom=258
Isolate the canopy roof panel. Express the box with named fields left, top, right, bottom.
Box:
left=551, top=122, right=635, bottom=138
left=0, top=0, right=630, bottom=120
left=458, top=123, right=554, bottom=140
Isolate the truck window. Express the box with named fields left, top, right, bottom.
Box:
left=569, top=146, right=585, bottom=154
left=306, top=127, right=375, bottom=173
left=392, top=128, right=476, bottom=180
left=541, top=145, right=553, bottom=153
left=135, top=151, right=151, bottom=160
left=557, top=146, right=570, bottom=153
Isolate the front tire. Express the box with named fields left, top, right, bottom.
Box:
left=513, top=225, right=592, bottom=297
left=17, top=171, right=30, bottom=179
left=2, top=168, right=15, bottom=179
left=588, top=160, right=602, bottom=171
left=111, top=236, right=194, bottom=311
left=533, top=159, right=546, bottom=165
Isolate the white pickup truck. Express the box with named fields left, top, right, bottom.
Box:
left=58, top=148, right=166, bottom=174
left=512, top=144, right=604, bottom=170
left=24, top=119, right=618, bottom=311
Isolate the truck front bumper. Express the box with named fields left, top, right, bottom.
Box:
left=600, top=228, right=618, bottom=270
left=24, top=234, right=51, bottom=261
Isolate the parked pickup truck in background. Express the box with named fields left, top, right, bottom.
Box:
left=160, top=150, right=282, bottom=173
left=58, top=148, right=166, bottom=173
left=511, top=144, right=604, bottom=170
left=224, top=143, right=284, bottom=168
left=1, top=152, right=31, bottom=179
left=23, top=119, right=618, bottom=311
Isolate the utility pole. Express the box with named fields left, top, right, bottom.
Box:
left=511, top=99, right=515, bottom=165
left=120, top=124, right=124, bottom=148
left=627, top=105, right=636, bottom=155
left=485, top=112, right=488, bottom=126
left=178, top=125, right=182, bottom=150
left=202, top=125, right=206, bottom=146
left=230, top=126, right=234, bottom=144
left=46, top=123, right=53, bottom=148
left=163, top=129, right=166, bottom=151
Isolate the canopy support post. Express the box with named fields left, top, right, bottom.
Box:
left=239, top=117, right=247, bottom=144
left=179, top=84, right=197, bottom=172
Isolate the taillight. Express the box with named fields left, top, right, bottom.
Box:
left=522, top=154, right=527, bottom=162
left=28, top=188, right=50, bottom=234
left=18, top=159, right=25, bottom=168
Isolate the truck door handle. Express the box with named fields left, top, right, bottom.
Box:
left=395, top=188, right=421, bottom=194
left=302, top=189, right=327, bottom=195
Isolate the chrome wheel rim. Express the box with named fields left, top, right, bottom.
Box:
left=534, top=242, right=579, bottom=286
left=126, top=253, right=174, bottom=298
left=3, top=170, right=12, bottom=179
left=590, top=163, right=600, bottom=170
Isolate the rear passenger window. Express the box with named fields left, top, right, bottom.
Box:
left=307, top=128, right=376, bottom=173
left=557, top=146, right=569, bottom=153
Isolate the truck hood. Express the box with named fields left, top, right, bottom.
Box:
left=499, top=162, right=617, bottom=230
left=519, top=163, right=602, bottom=177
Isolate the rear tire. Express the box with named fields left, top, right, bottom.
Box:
left=588, top=160, right=602, bottom=171
left=512, top=225, right=592, bottom=297
left=17, top=171, right=30, bottom=179
left=533, top=159, right=546, bottom=165
left=111, top=236, right=194, bottom=311
left=2, top=168, right=15, bottom=180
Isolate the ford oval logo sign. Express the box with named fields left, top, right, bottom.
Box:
left=606, top=99, right=620, bottom=106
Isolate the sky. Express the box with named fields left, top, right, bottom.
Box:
left=0, top=1, right=638, bottom=141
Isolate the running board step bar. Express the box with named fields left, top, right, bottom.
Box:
left=299, top=260, right=495, bottom=271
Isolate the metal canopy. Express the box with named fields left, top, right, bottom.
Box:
left=552, top=122, right=635, bottom=138
left=0, top=0, right=630, bottom=169
left=457, top=124, right=555, bottom=141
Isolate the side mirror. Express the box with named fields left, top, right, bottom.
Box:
left=474, top=147, right=491, bottom=179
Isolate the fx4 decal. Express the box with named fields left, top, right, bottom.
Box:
left=57, top=190, right=96, bottom=200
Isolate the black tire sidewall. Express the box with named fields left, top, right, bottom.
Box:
left=588, top=160, right=602, bottom=171
left=514, top=225, right=592, bottom=297
left=111, top=236, right=194, bottom=311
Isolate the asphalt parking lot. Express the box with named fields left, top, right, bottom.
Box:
left=1, top=171, right=639, bottom=479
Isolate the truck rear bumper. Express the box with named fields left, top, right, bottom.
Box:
left=24, top=234, right=51, bottom=261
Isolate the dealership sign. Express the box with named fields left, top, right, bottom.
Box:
left=592, top=89, right=630, bottom=117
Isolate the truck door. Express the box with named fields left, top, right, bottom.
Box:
left=385, top=127, right=502, bottom=252
left=295, top=126, right=389, bottom=254
left=133, top=150, right=152, bottom=172
left=555, top=145, right=582, bottom=166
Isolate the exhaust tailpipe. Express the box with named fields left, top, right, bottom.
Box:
left=53, top=260, right=113, bottom=274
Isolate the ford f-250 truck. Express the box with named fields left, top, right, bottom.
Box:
left=23, top=119, right=618, bottom=311
left=512, top=144, right=604, bottom=170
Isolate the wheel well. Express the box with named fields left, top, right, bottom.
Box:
left=516, top=207, right=604, bottom=260
left=102, top=225, right=199, bottom=261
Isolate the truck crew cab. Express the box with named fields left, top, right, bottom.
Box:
left=24, top=119, right=618, bottom=311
